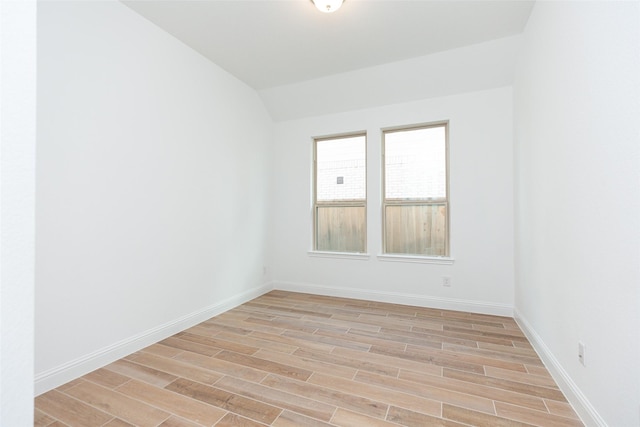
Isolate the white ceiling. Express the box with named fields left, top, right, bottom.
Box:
left=122, top=0, right=535, bottom=91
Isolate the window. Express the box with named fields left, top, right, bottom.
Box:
left=313, top=134, right=366, bottom=253
left=382, top=123, right=449, bottom=256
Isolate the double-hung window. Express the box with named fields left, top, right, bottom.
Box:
left=313, top=134, right=367, bottom=253
left=382, top=123, right=449, bottom=257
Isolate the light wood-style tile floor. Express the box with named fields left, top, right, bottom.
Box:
left=35, top=291, right=583, bottom=427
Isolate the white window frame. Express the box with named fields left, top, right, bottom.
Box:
left=311, top=132, right=368, bottom=256
left=380, top=121, right=452, bottom=262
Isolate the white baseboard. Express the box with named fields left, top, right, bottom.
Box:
left=34, top=282, right=274, bottom=396
left=273, top=280, right=513, bottom=317
left=514, top=309, right=605, bottom=427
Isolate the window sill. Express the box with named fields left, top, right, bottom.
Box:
left=377, top=254, right=455, bottom=265
left=308, top=251, right=370, bottom=261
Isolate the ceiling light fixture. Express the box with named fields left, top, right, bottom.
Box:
left=311, top=0, right=344, bottom=13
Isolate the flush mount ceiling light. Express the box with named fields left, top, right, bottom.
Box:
left=311, top=0, right=344, bottom=13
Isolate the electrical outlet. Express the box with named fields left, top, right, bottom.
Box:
left=442, top=276, right=451, bottom=287
left=578, top=341, right=586, bottom=366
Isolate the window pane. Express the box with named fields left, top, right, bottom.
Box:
left=385, top=127, right=446, bottom=200
left=316, top=206, right=365, bottom=252
left=384, top=204, right=446, bottom=256
left=317, top=136, right=366, bottom=201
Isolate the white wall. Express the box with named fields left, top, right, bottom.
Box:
left=36, top=0, right=273, bottom=394
left=260, top=36, right=520, bottom=122
left=272, top=87, right=514, bottom=315
left=0, top=0, right=37, bottom=424
left=513, top=2, right=640, bottom=426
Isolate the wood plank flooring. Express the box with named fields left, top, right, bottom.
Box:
left=35, top=291, right=583, bottom=427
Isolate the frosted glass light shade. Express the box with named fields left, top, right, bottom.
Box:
left=312, top=0, right=343, bottom=13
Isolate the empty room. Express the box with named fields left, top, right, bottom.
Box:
left=1, top=0, right=638, bottom=426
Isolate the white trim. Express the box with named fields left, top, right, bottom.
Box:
left=514, top=308, right=604, bottom=427
left=308, top=251, right=370, bottom=260
left=34, top=282, right=274, bottom=396
left=274, top=280, right=512, bottom=317
left=377, top=254, right=454, bottom=265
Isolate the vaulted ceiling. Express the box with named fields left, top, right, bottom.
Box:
left=122, top=1, right=535, bottom=91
